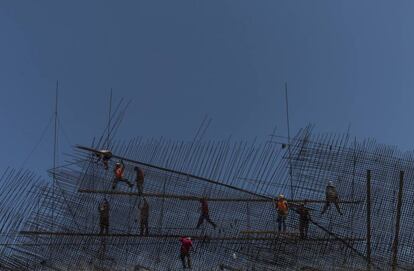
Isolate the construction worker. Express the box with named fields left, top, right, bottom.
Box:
left=96, top=150, right=112, bottom=170
left=134, top=166, right=145, bottom=195
left=179, top=236, right=193, bottom=269
left=98, top=198, right=109, bottom=235
left=298, top=203, right=311, bottom=239
left=139, top=198, right=150, bottom=236
left=196, top=198, right=217, bottom=229
left=112, top=160, right=133, bottom=189
left=321, top=181, right=343, bottom=215
left=275, top=194, right=288, bottom=232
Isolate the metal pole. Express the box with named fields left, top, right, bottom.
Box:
left=392, top=171, right=404, bottom=271
left=366, top=170, right=372, bottom=271
left=284, top=82, right=294, bottom=198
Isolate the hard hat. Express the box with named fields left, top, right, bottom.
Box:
left=278, top=194, right=285, bottom=199
left=328, top=181, right=334, bottom=186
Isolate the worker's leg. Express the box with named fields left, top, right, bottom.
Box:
left=304, top=221, right=309, bottom=238
left=103, top=159, right=109, bottom=170
left=321, top=201, right=330, bottom=214
left=277, top=215, right=282, bottom=232
left=104, top=224, right=109, bottom=235
left=140, top=219, right=144, bottom=236
left=282, top=215, right=287, bottom=232
left=112, top=179, right=118, bottom=190
left=137, top=183, right=143, bottom=195
left=144, top=219, right=149, bottom=236
left=299, top=222, right=304, bottom=239
left=118, top=178, right=133, bottom=188
left=196, top=214, right=205, bottom=228
left=187, top=254, right=192, bottom=269
left=205, top=214, right=217, bottom=229
left=180, top=253, right=187, bottom=268
left=99, top=224, right=104, bottom=235
left=334, top=200, right=343, bottom=215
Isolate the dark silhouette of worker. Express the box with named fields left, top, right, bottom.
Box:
left=134, top=166, right=145, bottom=195
left=321, top=181, right=343, bottom=215
left=179, top=237, right=193, bottom=269
left=139, top=198, right=149, bottom=236
left=112, top=160, right=133, bottom=189
left=96, top=150, right=112, bottom=170
left=298, top=203, right=311, bottom=239
left=275, top=194, right=289, bottom=232
left=196, top=198, right=216, bottom=229
left=98, top=198, right=109, bottom=235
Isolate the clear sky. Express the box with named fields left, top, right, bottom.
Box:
left=0, top=1, right=412, bottom=177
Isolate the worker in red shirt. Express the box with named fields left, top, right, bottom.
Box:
left=112, top=160, right=133, bottom=190
left=179, top=237, right=193, bottom=269
left=196, top=198, right=217, bottom=229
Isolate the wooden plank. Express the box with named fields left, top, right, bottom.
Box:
left=19, top=231, right=365, bottom=242
left=77, top=189, right=362, bottom=204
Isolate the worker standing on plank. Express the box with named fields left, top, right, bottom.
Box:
left=112, top=160, right=133, bottom=189
left=179, top=237, right=193, bottom=269
left=98, top=198, right=110, bottom=235
left=321, top=181, right=343, bottom=215
left=139, top=198, right=150, bottom=236
left=196, top=198, right=217, bottom=229
left=276, top=194, right=289, bottom=232
left=134, top=166, right=145, bottom=195
left=298, top=203, right=311, bottom=239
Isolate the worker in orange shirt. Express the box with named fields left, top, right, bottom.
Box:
left=112, top=160, right=133, bottom=189
left=275, top=194, right=289, bottom=232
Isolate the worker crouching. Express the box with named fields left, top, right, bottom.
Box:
left=321, top=181, right=343, bottom=215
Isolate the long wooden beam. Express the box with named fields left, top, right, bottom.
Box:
left=239, top=230, right=365, bottom=241
left=77, top=189, right=362, bottom=204
left=18, top=231, right=365, bottom=242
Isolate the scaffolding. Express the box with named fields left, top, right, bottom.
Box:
left=0, top=125, right=414, bottom=270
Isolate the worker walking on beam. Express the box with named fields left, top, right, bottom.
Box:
left=134, top=166, right=145, bottom=195
left=112, top=160, right=133, bottom=189
left=95, top=150, right=112, bottom=170
left=196, top=198, right=217, bottom=229
left=139, top=198, right=150, bottom=236
left=298, top=203, right=311, bottom=239
left=98, top=198, right=110, bottom=235
left=276, top=194, right=289, bottom=232
left=321, top=181, right=343, bottom=215
left=179, top=236, right=193, bottom=269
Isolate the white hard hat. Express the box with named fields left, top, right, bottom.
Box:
left=328, top=181, right=334, bottom=186
left=278, top=194, right=285, bottom=199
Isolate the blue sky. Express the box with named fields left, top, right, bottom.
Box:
left=0, top=1, right=412, bottom=177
